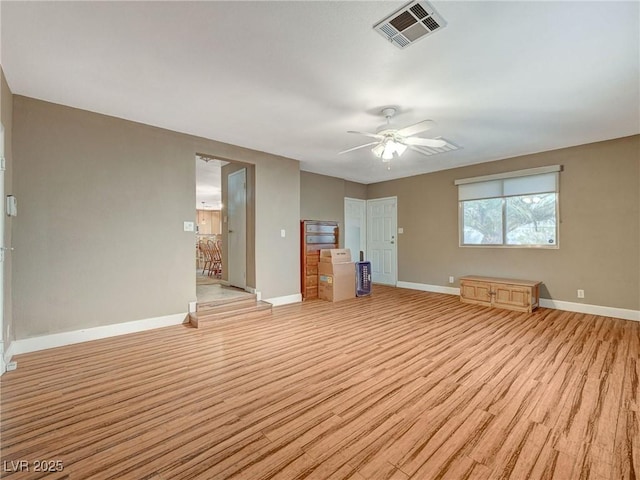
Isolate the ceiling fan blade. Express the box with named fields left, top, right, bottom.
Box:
left=408, top=145, right=435, bottom=156
left=396, top=120, right=436, bottom=137
left=402, top=137, right=447, bottom=148
left=339, top=141, right=379, bottom=155
left=347, top=130, right=385, bottom=140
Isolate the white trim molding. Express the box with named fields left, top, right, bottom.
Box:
left=0, top=341, right=4, bottom=375
left=2, top=340, right=16, bottom=375
left=9, top=313, right=189, bottom=356
left=397, top=281, right=460, bottom=296
left=397, top=281, right=640, bottom=322
left=245, top=287, right=262, bottom=301
left=264, top=293, right=302, bottom=307
left=539, top=299, right=640, bottom=322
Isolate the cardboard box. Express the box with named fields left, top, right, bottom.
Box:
left=318, top=262, right=356, bottom=302
left=320, top=248, right=352, bottom=264
left=318, top=261, right=354, bottom=277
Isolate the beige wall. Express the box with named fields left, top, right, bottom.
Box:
left=1, top=69, right=14, bottom=346
left=12, top=96, right=300, bottom=339
left=345, top=180, right=367, bottom=200
left=8, top=90, right=638, bottom=343
left=367, top=135, right=640, bottom=310
left=300, top=171, right=366, bottom=248
left=255, top=156, right=300, bottom=299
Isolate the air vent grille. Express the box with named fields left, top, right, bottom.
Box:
left=403, top=23, right=429, bottom=42
left=409, top=4, right=428, bottom=19
left=389, top=11, right=417, bottom=31
left=423, top=16, right=440, bottom=31
left=379, top=23, right=397, bottom=38
left=393, top=35, right=411, bottom=48
left=374, top=0, right=447, bottom=49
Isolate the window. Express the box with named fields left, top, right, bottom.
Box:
left=456, top=166, right=560, bottom=247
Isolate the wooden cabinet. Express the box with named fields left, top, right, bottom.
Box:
left=460, top=275, right=541, bottom=313
left=196, top=209, right=222, bottom=235
left=301, top=220, right=339, bottom=299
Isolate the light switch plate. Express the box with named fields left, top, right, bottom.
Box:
left=280, top=229, right=286, bottom=238
left=398, top=227, right=404, bottom=234
left=183, top=221, right=195, bottom=232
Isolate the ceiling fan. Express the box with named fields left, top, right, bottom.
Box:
left=340, top=107, right=446, bottom=163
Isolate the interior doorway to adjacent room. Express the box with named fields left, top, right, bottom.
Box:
left=345, top=196, right=398, bottom=286
left=195, top=154, right=251, bottom=303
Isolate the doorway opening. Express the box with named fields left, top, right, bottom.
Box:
left=195, top=154, right=254, bottom=304
left=345, top=196, right=398, bottom=286
left=344, top=197, right=366, bottom=262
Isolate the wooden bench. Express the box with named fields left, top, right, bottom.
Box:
left=460, top=275, right=541, bottom=313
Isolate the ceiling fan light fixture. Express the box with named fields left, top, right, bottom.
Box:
left=374, top=139, right=408, bottom=161
left=345, top=107, right=453, bottom=164
left=394, top=142, right=407, bottom=156
left=385, top=140, right=407, bottom=158
left=372, top=143, right=385, bottom=158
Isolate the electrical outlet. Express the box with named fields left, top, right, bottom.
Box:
left=577, top=289, right=585, bottom=299
left=449, top=276, right=454, bottom=284
left=6, top=361, right=17, bottom=371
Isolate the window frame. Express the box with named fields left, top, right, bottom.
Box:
left=455, top=166, right=561, bottom=249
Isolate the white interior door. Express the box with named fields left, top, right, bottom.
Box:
left=367, top=197, right=397, bottom=285
left=228, top=169, right=247, bottom=289
left=345, top=198, right=366, bottom=262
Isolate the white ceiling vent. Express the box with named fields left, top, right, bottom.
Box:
left=374, top=1, right=447, bottom=49
left=411, top=138, right=460, bottom=156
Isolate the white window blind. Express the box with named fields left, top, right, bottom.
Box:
left=456, top=166, right=561, bottom=248
left=458, top=180, right=502, bottom=201
left=456, top=166, right=560, bottom=201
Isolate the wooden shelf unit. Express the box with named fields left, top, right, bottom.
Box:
left=301, top=220, right=339, bottom=299
left=460, top=275, right=542, bottom=313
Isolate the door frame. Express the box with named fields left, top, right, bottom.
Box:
left=0, top=124, right=5, bottom=374
left=366, top=196, right=398, bottom=286
left=344, top=197, right=367, bottom=262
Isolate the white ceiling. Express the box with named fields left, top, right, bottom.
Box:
left=1, top=1, right=638, bottom=184
left=195, top=156, right=226, bottom=211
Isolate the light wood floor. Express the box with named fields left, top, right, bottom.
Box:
left=1, top=286, right=638, bottom=480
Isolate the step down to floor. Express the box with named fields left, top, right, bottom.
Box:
left=196, top=294, right=257, bottom=312
left=190, top=298, right=272, bottom=328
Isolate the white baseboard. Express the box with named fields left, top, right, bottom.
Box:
left=244, top=287, right=261, bottom=301
left=9, top=313, right=189, bottom=356
left=7, top=286, right=638, bottom=360
left=397, top=281, right=460, bottom=296
left=4, top=340, right=15, bottom=365
left=1, top=340, right=15, bottom=376
left=539, top=298, right=639, bottom=322
left=264, top=293, right=302, bottom=307
left=218, top=281, right=260, bottom=300
left=397, top=281, right=640, bottom=322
